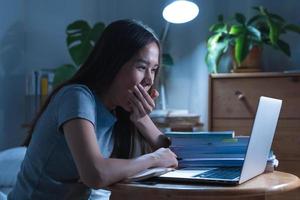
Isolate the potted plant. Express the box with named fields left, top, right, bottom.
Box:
left=205, top=6, right=300, bottom=73
left=52, top=20, right=106, bottom=86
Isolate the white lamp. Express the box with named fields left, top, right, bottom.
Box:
left=162, top=0, right=199, bottom=24
left=161, top=0, right=199, bottom=45
left=157, top=0, right=199, bottom=110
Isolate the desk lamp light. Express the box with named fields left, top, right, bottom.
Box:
left=158, top=0, right=199, bottom=110
left=162, top=0, right=199, bottom=24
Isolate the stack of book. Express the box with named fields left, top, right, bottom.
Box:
left=165, top=131, right=278, bottom=172
left=150, top=109, right=202, bottom=132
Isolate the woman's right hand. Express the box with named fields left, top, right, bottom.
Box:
left=149, top=148, right=178, bottom=168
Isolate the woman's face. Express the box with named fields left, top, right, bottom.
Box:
left=108, top=42, right=159, bottom=111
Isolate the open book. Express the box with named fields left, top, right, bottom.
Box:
left=124, top=167, right=175, bottom=182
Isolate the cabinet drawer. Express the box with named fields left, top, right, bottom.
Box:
left=272, top=120, right=300, bottom=160
left=211, top=77, right=300, bottom=118
left=277, top=160, right=300, bottom=177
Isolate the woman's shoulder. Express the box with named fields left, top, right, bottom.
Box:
left=59, top=84, right=94, bottom=96
left=54, top=84, right=96, bottom=103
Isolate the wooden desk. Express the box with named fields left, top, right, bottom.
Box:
left=108, top=171, right=300, bottom=200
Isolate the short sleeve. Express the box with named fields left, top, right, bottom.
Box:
left=56, top=85, right=96, bottom=133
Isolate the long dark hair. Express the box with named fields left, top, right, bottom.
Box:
left=23, top=19, right=161, bottom=158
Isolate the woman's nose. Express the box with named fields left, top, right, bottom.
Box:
left=142, top=70, right=153, bottom=86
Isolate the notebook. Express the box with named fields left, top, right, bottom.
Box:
left=157, top=96, right=282, bottom=185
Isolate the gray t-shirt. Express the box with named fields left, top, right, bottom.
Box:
left=8, top=84, right=116, bottom=199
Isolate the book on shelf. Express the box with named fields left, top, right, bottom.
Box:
left=26, top=69, right=55, bottom=96
left=25, top=69, right=55, bottom=123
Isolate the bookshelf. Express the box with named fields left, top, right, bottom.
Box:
left=24, top=69, right=55, bottom=125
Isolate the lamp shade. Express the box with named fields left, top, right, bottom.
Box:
left=162, top=0, right=199, bottom=24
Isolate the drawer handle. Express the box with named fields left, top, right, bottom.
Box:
left=235, top=91, right=255, bottom=116
left=235, top=91, right=245, bottom=100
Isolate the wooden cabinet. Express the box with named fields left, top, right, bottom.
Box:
left=209, top=72, right=300, bottom=200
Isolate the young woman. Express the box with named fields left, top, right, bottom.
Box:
left=8, top=19, right=178, bottom=199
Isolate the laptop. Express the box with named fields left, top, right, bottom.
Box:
left=157, top=96, right=282, bottom=185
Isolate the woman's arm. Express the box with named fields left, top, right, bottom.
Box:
left=133, top=115, right=171, bottom=150
left=129, top=84, right=170, bottom=150
left=63, top=118, right=177, bottom=189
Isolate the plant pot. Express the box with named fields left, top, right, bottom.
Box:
left=231, top=46, right=263, bottom=73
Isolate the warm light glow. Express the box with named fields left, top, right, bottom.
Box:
left=162, top=0, right=199, bottom=24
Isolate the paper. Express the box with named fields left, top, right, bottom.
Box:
left=124, top=167, right=175, bottom=182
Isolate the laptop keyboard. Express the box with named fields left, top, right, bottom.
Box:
left=193, top=167, right=241, bottom=179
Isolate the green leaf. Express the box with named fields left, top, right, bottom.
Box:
left=235, top=13, right=247, bottom=24
left=66, top=35, right=83, bottom=47
left=235, top=13, right=246, bottom=25
left=247, top=15, right=264, bottom=26
left=66, top=20, right=90, bottom=35
left=268, top=19, right=280, bottom=45
left=209, top=23, right=227, bottom=33
left=268, top=13, right=285, bottom=22
left=284, top=24, right=300, bottom=34
left=229, top=24, right=245, bottom=35
left=277, top=39, right=291, bottom=56
left=53, top=64, right=77, bottom=87
left=258, top=6, right=268, bottom=16
left=234, top=34, right=249, bottom=65
left=247, top=26, right=262, bottom=42
left=67, top=20, right=89, bottom=29
left=65, top=20, right=106, bottom=67
left=69, top=42, right=93, bottom=66
left=90, top=22, right=106, bottom=43
left=205, top=33, right=230, bottom=73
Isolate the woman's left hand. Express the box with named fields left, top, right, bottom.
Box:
left=128, top=84, right=159, bottom=123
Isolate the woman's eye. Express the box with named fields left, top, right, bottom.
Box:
left=137, top=66, right=146, bottom=70
left=151, top=68, right=157, bottom=73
